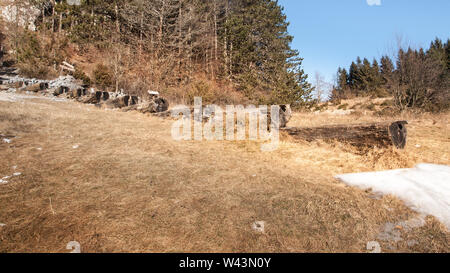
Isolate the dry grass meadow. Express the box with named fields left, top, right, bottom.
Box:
left=0, top=94, right=448, bottom=253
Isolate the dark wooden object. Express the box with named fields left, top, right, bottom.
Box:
left=281, top=121, right=408, bottom=149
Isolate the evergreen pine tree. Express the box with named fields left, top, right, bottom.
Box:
left=337, top=67, right=348, bottom=91
left=226, top=0, right=312, bottom=106
left=380, top=55, right=394, bottom=85
left=348, top=61, right=358, bottom=90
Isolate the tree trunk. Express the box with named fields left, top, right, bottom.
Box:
left=139, top=11, right=143, bottom=61
left=59, top=11, right=62, bottom=35
left=52, top=0, right=55, bottom=33
left=42, top=6, right=46, bottom=31
left=281, top=121, right=408, bottom=149
left=213, top=0, right=218, bottom=76
left=229, top=41, right=233, bottom=80
left=178, top=1, right=182, bottom=73
left=115, top=3, right=120, bottom=35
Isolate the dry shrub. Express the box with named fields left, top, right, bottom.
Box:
left=369, top=87, right=391, bottom=98
left=18, top=63, right=51, bottom=79
left=93, top=64, right=113, bottom=90
left=73, top=68, right=91, bottom=87
left=186, top=80, right=216, bottom=104
left=364, top=103, right=377, bottom=111
left=349, top=110, right=364, bottom=119
left=184, top=78, right=248, bottom=106
left=10, top=31, right=71, bottom=80
left=375, top=107, right=398, bottom=117
left=15, top=31, right=51, bottom=79
left=338, top=103, right=349, bottom=110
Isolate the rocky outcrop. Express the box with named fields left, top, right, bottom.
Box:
left=0, top=1, right=41, bottom=31
left=1, top=69, right=171, bottom=116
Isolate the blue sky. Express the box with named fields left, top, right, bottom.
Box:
left=278, top=0, right=450, bottom=85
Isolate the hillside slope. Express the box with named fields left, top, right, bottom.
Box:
left=0, top=93, right=448, bottom=252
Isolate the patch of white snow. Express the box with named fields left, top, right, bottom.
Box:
left=336, top=164, right=450, bottom=229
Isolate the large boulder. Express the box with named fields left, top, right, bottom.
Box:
left=137, top=97, right=169, bottom=114
left=108, top=95, right=130, bottom=108
left=78, top=88, right=88, bottom=97
left=69, top=88, right=83, bottom=98
left=40, top=82, right=49, bottom=90
left=60, top=86, right=70, bottom=94
left=154, top=97, right=169, bottom=112
left=48, top=75, right=82, bottom=91
left=53, top=86, right=69, bottom=96
left=95, top=91, right=102, bottom=101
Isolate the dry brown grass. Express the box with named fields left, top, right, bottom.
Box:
left=287, top=110, right=449, bottom=172
left=0, top=95, right=448, bottom=253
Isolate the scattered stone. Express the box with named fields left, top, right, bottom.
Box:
left=1, top=74, right=172, bottom=119
left=48, top=75, right=82, bottom=90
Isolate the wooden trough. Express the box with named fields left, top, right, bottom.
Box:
left=281, top=121, right=408, bottom=149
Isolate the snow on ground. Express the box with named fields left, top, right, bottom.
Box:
left=336, top=164, right=450, bottom=229
left=0, top=177, right=10, bottom=184
left=0, top=172, right=22, bottom=185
